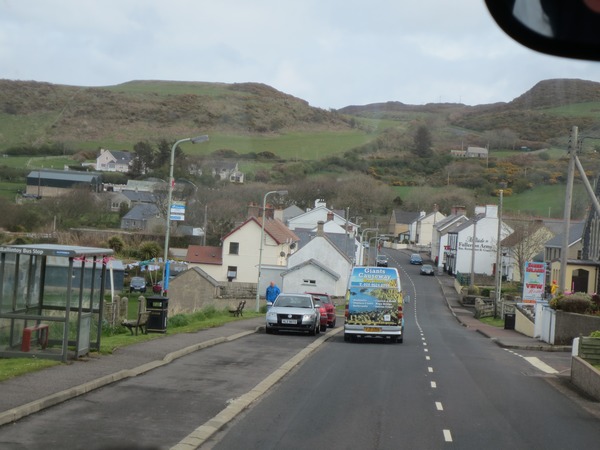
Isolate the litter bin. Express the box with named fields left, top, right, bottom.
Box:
left=504, top=313, right=515, bottom=330
left=146, top=295, right=168, bottom=333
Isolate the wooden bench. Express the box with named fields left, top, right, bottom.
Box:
left=228, top=300, right=246, bottom=317
left=122, top=311, right=150, bottom=335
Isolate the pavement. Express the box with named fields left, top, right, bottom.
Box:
left=0, top=272, right=571, bottom=432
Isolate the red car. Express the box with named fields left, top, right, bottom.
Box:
left=307, top=292, right=336, bottom=328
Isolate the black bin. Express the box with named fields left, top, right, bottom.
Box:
left=504, top=313, right=515, bottom=330
left=146, top=295, right=168, bottom=333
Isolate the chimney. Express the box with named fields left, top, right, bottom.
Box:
left=316, top=221, right=325, bottom=237
left=326, top=211, right=334, bottom=221
left=247, top=202, right=260, bottom=218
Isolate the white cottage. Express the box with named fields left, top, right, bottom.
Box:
left=283, top=222, right=353, bottom=297
left=445, top=205, right=513, bottom=277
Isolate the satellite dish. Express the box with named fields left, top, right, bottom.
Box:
left=280, top=251, right=286, bottom=257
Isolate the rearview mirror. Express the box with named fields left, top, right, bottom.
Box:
left=485, top=0, right=600, bottom=61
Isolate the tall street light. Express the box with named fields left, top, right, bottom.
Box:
left=162, top=134, right=209, bottom=295
left=255, top=189, right=288, bottom=312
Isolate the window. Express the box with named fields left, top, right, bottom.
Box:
left=227, top=266, right=237, bottom=281
left=302, top=279, right=316, bottom=286
left=229, top=242, right=239, bottom=255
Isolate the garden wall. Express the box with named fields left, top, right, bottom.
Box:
left=554, top=311, right=600, bottom=345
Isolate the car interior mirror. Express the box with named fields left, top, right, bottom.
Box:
left=485, top=0, right=600, bottom=61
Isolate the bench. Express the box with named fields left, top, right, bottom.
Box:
left=228, top=300, right=246, bottom=317
left=22, top=323, right=49, bottom=352
left=122, top=311, right=150, bottom=335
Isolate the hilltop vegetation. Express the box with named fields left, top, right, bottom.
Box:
left=0, top=77, right=599, bottom=240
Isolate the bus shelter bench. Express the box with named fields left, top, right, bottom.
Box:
left=122, top=311, right=150, bottom=335
left=228, top=300, right=246, bottom=317
left=22, top=323, right=50, bottom=352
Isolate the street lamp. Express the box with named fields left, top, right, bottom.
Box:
left=360, top=227, right=377, bottom=265
left=162, top=134, right=209, bottom=295
left=255, top=189, right=288, bottom=312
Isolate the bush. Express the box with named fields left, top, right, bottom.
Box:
left=168, top=314, right=191, bottom=328
left=589, top=330, right=600, bottom=338
left=549, top=293, right=592, bottom=314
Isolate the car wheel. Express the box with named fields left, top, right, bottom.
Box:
left=309, top=322, right=317, bottom=336
left=320, top=324, right=327, bottom=332
left=265, top=327, right=273, bottom=334
left=330, top=317, right=336, bottom=328
left=398, top=336, right=403, bottom=343
left=344, top=333, right=350, bottom=342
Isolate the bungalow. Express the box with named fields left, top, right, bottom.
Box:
left=96, top=149, right=134, bottom=173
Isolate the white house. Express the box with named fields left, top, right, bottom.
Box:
left=445, top=205, right=513, bottom=277
left=96, top=149, right=134, bottom=172
left=286, top=199, right=359, bottom=238
left=186, top=216, right=299, bottom=284
left=431, top=207, right=469, bottom=269
left=283, top=222, right=353, bottom=297
left=410, top=208, right=446, bottom=246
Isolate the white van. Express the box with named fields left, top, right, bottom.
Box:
left=344, top=266, right=404, bottom=343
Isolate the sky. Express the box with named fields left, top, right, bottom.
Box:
left=1, top=0, right=599, bottom=110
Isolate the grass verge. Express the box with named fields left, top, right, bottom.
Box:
left=0, top=306, right=264, bottom=382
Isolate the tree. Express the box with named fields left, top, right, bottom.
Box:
left=131, top=141, right=154, bottom=176
left=412, top=125, right=433, bottom=158
left=504, top=219, right=554, bottom=281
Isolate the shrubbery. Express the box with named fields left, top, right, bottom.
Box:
left=549, top=293, right=595, bottom=314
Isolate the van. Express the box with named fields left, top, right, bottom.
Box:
left=344, top=266, right=404, bottom=343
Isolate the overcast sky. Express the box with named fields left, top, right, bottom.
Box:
left=1, top=0, right=599, bottom=110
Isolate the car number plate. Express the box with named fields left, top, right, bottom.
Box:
left=282, top=319, right=297, bottom=324
left=364, top=327, right=381, bottom=332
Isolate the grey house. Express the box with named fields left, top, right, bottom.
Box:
left=120, top=203, right=164, bottom=232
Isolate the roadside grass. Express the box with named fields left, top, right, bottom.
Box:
left=0, top=358, right=60, bottom=382
left=0, top=304, right=263, bottom=382
left=479, top=316, right=505, bottom=328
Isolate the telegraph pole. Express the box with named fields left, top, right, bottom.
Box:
left=559, top=126, right=577, bottom=295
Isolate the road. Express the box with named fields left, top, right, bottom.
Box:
left=1, top=248, right=599, bottom=449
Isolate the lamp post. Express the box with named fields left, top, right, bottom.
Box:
left=162, top=135, right=209, bottom=295
left=360, top=227, right=377, bottom=265
left=255, top=189, right=288, bottom=312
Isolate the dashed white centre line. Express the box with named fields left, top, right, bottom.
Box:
left=431, top=381, right=437, bottom=388
left=443, top=429, right=453, bottom=442
left=428, top=367, right=434, bottom=373
left=436, top=402, right=444, bottom=411
left=425, top=355, right=431, bottom=360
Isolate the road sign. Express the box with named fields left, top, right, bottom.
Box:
left=169, top=201, right=186, bottom=221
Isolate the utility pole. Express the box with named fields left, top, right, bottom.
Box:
left=494, top=190, right=503, bottom=318
left=559, top=126, right=577, bottom=295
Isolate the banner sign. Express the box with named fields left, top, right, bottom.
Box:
left=522, top=261, right=546, bottom=303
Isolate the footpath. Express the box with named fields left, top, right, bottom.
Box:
left=0, top=272, right=570, bottom=429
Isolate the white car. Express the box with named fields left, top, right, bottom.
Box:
left=265, top=293, right=321, bottom=335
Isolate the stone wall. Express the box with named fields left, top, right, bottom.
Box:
left=219, top=282, right=256, bottom=300
left=102, top=296, right=129, bottom=327
left=554, top=311, right=600, bottom=345
left=571, top=356, right=600, bottom=401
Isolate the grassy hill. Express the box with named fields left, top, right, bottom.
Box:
left=0, top=78, right=599, bottom=221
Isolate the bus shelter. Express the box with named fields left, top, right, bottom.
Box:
left=0, top=244, right=114, bottom=362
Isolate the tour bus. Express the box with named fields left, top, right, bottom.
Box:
left=344, top=266, right=404, bottom=343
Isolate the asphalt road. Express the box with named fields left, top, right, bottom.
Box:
left=0, top=249, right=598, bottom=449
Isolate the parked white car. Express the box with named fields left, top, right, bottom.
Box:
left=265, top=293, right=321, bottom=335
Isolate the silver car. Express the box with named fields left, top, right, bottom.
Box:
left=265, top=293, right=321, bottom=335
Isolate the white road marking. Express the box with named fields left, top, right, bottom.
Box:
left=428, top=367, right=434, bottom=373
left=523, top=356, right=559, bottom=374
left=431, top=381, right=437, bottom=388
left=443, top=429, right=453, bottom=442
left=436, top=402, right=443, bottom=411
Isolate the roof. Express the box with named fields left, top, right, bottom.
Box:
left=185, top=245, right=223, bottom=265
left=121, top=190, right=156, bottom=203
left=281, top=258, right=341, bottom=280
left=294, top=228, right=355, bottom=261
left=122, top=203, right=160, bottom=220
left=544, top=222, right=585, bottom=248
left=224, top=217, right=299, bottom=244
left=393, top=210, right=421, bottom=224
left=103, top=150, right=133, bottom=163
left=27, top=169, right=102, bottom=183
left=501, top=221, right=549, bottom=247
